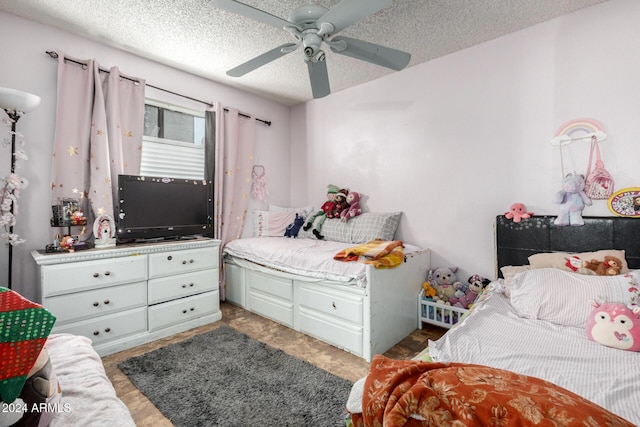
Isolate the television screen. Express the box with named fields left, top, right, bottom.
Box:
left=116, top=175, right=212, bottom=242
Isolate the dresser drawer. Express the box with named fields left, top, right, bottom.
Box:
left=42, top=256, right=147, bottom=296
left=148, top=269, right=218, bottom=304
left=52, top=307, right=147, bottom=346
left=46, top=281, right=147, bottom=325
left=148, top=247, right=218, bottom=278
left=297, top=283, right=363, bottom=325
left=148, top=291, right=219, bottom=331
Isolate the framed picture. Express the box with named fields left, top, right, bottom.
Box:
left=607, top=187, right=640, bottom=218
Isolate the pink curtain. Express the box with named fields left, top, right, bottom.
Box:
left=212, top=103, right=256, bottom=300
left=50, top=51, right=144, bottom=240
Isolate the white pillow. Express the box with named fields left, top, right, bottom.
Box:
left=509, top=268, right=636, bottom=328
left=253, top=210, right=299, bottom=237
left=268, top=204, right=314, bottom=217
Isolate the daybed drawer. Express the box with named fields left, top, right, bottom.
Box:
left=298, top=307, right=363, bottom=356
left=53, top=307, right=147, bottom=346
left=46, top=281, right=147, bottom=325
left=246, top=271, right=292, bottom=302
left=148, top=246, right=218, bottom=278
left=148, top=269, right=218, bottom=304
left=297, top=284, right=363, bottom=325
left=148, top=291, right=219, bottom=331
left=42, top=256, right=147, bottom=296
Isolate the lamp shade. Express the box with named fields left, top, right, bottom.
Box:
left=0, top=87, right=41, bottom=113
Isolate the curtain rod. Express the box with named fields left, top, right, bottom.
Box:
left=45, top=51, right=271, bottom=126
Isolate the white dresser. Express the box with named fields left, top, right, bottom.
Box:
left=32, top=238, right=221, bottom=356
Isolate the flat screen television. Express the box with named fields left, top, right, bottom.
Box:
left=116, top=175, right=212, bottom=242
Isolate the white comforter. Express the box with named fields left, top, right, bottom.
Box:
left=428, top=284, right=640, bottom=425
left=224, top=237, right=418, bottom=287
left=47, top=334, right=135, bottom=427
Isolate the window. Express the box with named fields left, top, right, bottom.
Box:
left=140, top=100, right=205, bottom=179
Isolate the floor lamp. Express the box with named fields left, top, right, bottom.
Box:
left=0, top=87, right=41, bottom=290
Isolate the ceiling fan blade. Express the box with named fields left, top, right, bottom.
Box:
left=211, top=0, right=293, bottom=30
left=307, top=60, right=330, bottom=99
left=330, top=36, right=411, bottom=71
left=227, top=43, right=298, bottom=77
left=317, top=0, right=392, bottom=36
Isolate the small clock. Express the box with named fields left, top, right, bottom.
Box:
left=607, top=187, right=640, bottom=218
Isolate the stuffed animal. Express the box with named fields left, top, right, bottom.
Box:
left=284, top=213, right=305, bottom=238
left=504, top=202, right=533, bottom=223
left=340, top=191, right=362, bottom=222
left=450, top=274, right=491, bottom=309
left=330, top=188, right=349, bottom=219
left=582, top=256, right=623, bottom=276
left=430, top=267, right=462, bottom=304
left=553, top=172, right=592, bottom=226
left=586, top=300, right=640, bottom=351
left=303, top=184, right=339, bottom=239
left=422, top=281, right=437, bottom=300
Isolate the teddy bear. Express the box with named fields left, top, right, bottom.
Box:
left=303, top=184, right=339, bottom=239
left=504, top=202, right=533, bottom=223
left=450, top=275, right=491, bottom=309
left=284, top=213, right=305, bottom=238
left=340, top=191, right=362, bottom=222
left=582, top=256, right=623, bottom=276
left=429, top=267, right=462, bottom=304
left=553, top=172, right=592, bottom=226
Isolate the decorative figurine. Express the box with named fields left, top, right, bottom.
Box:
left=93, top=214, right=116, bottom=248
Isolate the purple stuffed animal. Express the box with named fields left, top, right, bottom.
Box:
left=554, top=173, right=592, bottom=226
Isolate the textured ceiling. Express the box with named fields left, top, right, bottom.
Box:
left=0, top=0, right=607, bottom=105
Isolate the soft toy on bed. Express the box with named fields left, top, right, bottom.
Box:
left=340, top=191, right=362, bottom=222
left=553, top=172, right=592, bottom=226
left=303, top=184, right=339, bottom=239
left=582, top=256, right=623, bottom=276
left=284, top=213, right=305, bottom=238
left=450, top=274, right=491, bottom=309
left=586, top=300, right=640, bottom=351
left=430, top=267, right=462, bottom=304
left=504, top=202, right=533, bottom=223
left=330, top=188, right=350, bottom=219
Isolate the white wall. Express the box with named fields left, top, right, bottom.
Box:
left=0, top=11, right=291, bottom=301
left=291, top=0, right=640, bottom=281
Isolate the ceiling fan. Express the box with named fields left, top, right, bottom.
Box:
left=211, top=0, right=412, bottom=99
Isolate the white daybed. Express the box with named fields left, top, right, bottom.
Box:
left=223, top=211, right=430, bottom=362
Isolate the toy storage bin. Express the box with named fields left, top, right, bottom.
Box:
left=418, top=288, right=469, bottom=329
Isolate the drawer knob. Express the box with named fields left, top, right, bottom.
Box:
left=189, top=283, right=194, bottom=287
left=93, top=302, right=99, bottom=307
left=167, top=256, right=173, bottom=260
left=190, top=307, right=195, bottom=311
left=104, top=327, right=111, bottom=333
left=93, top=330, right=100, bottom=336
left=104, top=271, right=111, bottom=276
left=182, top=284, right=187, bottom=288
left=93, top=273, right=99, bottom=278
left=332, top=302, right=337, bottom=309
left=104, top=300, right=110, bottom=305
left=182, top=260, right=187, bottom=265
left=189, top=259, right=194, bottom=264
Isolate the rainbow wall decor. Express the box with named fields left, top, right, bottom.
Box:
left=550, top=118, right=607, bottom=146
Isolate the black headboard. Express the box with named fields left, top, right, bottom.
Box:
left=496, top=215, right=640, bottom=276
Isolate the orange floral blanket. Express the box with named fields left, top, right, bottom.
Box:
left=349, top=355, right=634, bottom=427
left=334, top=239, right=404, bottom=269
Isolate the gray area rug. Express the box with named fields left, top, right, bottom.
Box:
left=118, top=325, right=353, bottom=426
